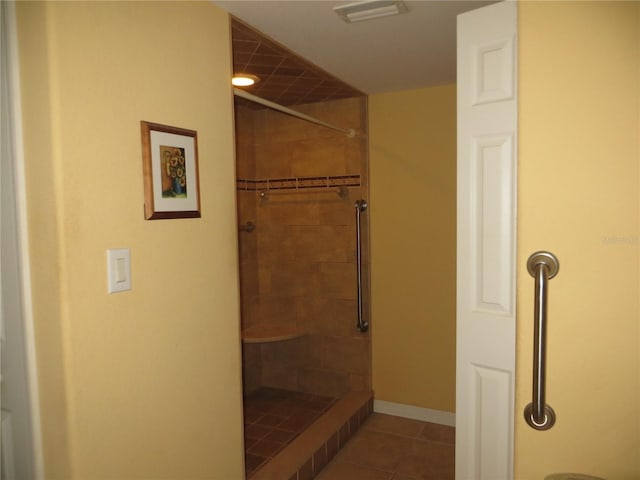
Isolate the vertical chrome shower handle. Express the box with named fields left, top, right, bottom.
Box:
left=355, top=200, right=368, bottom=332
left=524, top=251, right=559, bottom=430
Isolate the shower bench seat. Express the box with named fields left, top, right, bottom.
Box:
left=241, top=325, right=306, bottom=343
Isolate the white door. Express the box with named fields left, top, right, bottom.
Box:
left=0, top=2, right=40, bottom=478
left=456, top=2, right=518, bottom=479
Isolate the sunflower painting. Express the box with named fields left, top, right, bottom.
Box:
left=141, top=120, right=200, bottom=219
left=160, top=145, right=188, bottom=198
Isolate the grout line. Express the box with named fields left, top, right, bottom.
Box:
left=244, top=388, right=340, bottom=478
left=360, top=426, right=455, bottom=445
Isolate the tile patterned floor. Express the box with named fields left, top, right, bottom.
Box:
left=243, top=387, right=337, bottom=477
left=316, top=413, right=455, bottom=480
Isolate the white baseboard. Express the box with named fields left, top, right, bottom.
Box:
left=373, top=399, right=456, bottom=427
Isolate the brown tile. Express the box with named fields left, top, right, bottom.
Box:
left=244, top=436, right=259, bottom=450
left=363, top=413, right=426, bottom=438
left=318, top=262, right=356, bottom=300
left=265, top=124, right=315, bottom=147
left=319, top=197, right=356, bottom=226
left=235, top=148, right=257, bottom=180
left=258, top=122, right=313, bottom=146
left=249, top=392, right=373, bottom=480
left=312, top=444, right=327, bottom=474
left=345, top=140, right=366, bottom=176
left=245, top=424, right=272, bottom=440
left=394, top=440, right=455, bottom=480
left=244, top=406, right=264, bottom=424
left=255, top=143, right=293, bottom=178
left=315, top=413, right=455, bottom=480
left=260, top=363, right=299, bottom=391
left=289, top=225, right=353, bottom=263
left=265, top=429, right=297, bottom=444
left=256, top=224, right=295, bottom=264
left=238, top=244, right=258, bottom=268
left=298, top=458, right=313, bottom=480
left=245, top=453, right=267, bottom=475
left=249, top=438, right=287, bottom=457
left=231, top=17, right=366, bottom=108
left=349, top=412, right=361, bottom=434
left=244, top=388, right=346, bottom=478
left=316, top=461, right=393, bottom=480
left=338, top=422, right=349, bottom=448
left=358, top=402, right=372, bottom=424
left=336, top=430, right=413, bottom=471
left=257, top=268, right=272, bottom=295
left=260, top=335, right=302, bottom=364
left=277, top=414, right=313, bottom=433
left=298, top=406, right=326, bottom=422
left=326, top=432, right=339, bottom=462
left=269, top=402, right=301, bottom=417
left=295, top=297, right=356, bottom=337
left=305, top=97, right=365, bottom=127
left=256, top=414, right=286, bottom=428
left=270, top=262, right=320, bottom=297
left=419, top=422, right=455, bottom=445
left=290, top=139, right=347, bottom=177
left=304, top=395, right=336, bottom=412
left=237, top=190, right=257, bottom=218
left=263, top=196, right=320, bottom=226
left=322, top=336, right=370, bottom=375
left=298, top=368, right=350, bottom=398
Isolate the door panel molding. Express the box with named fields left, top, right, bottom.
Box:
left=456, top=2, right=518, bottom=479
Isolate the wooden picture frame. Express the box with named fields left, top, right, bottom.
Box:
left=140, top=121, right=201, bottom=220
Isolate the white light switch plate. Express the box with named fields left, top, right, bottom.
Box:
left=107, top=248, right=131, bottom=293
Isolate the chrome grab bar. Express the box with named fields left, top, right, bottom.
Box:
left=355, top=199, right=369, bottom=332
left=524, top=251, right=559, bottom=430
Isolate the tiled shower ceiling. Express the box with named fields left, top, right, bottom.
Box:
left=232, top=18, right=365, bottom=106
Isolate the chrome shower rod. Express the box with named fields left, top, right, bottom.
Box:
left=233, top=88, right=356, bottom=138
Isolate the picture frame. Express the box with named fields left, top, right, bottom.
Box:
left=140, top=121, right=201, bottom=220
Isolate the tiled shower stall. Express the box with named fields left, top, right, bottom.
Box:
left=235, top=96, right=372, bottom=477
left=236, top=96, right=370, bottom=397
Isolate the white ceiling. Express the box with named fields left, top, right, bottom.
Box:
left=213, top=0, right=496, bottom=94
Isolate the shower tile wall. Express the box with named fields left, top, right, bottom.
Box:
left=236, top=96, right=370, bottom=399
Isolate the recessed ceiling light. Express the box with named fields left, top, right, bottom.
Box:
left=232, top=74, right=260, bottom=87
left=333, top=0, right=408, bottom=23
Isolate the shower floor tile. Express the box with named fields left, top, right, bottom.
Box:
left=243, top=387, right=337, bottom=477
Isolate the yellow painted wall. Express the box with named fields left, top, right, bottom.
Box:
left=369, top=85, right=456, bottom=412
left=17, top=2, right=244, bottom=478
left=517, top=2, right=640, bottom=478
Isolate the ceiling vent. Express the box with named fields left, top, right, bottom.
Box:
left=333, top=0, right=408, bottom=23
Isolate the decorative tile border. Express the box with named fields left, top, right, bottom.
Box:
left=237, top=175, right=360, bottom=193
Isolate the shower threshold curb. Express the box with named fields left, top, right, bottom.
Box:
left=248, top=390, right=373, bottom=480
